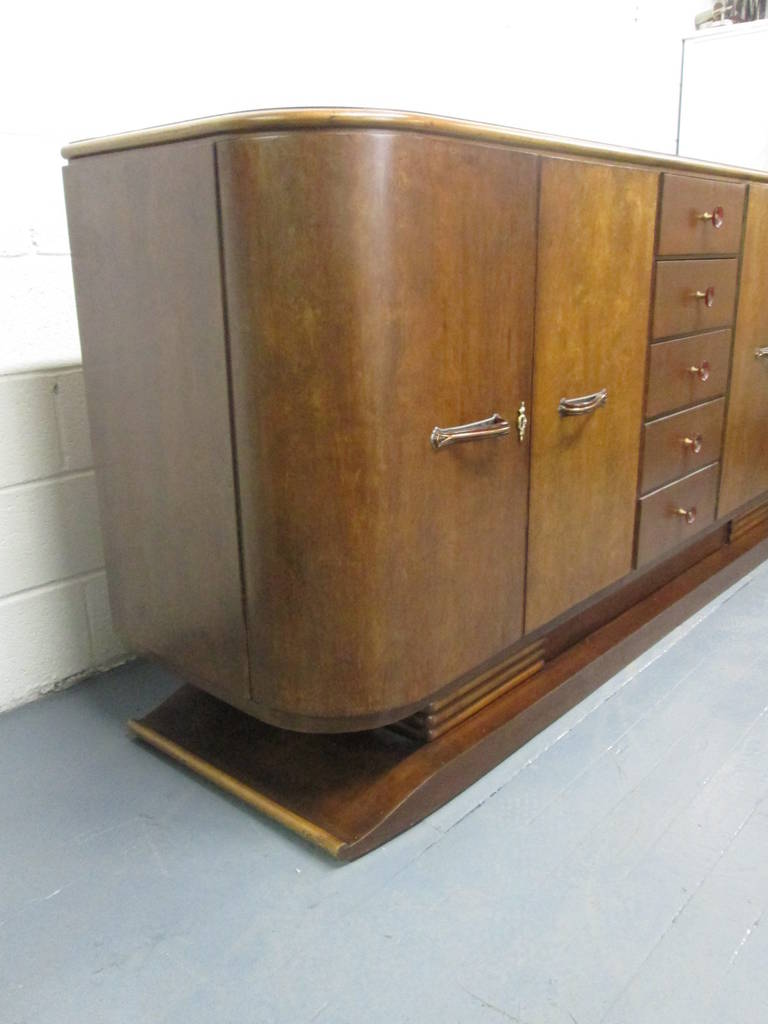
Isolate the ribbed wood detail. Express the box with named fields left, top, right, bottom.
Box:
left=392, top=641, right=546, bottom=742
left=729, top=500, right=768, bottom=543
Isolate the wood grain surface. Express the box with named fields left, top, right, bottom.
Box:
left=63, top=142, right=249, bottom=702
left=652, top=258, right=738, bottom=340
left=526, top=158, right=658, bottom=631
left=217, top=131, right=538, bottom=728
left=130, top=526, right=768, bottom=860
left=61, top=124, right=768, bottom=745
left=719, top=183, right=768, bottom=517
left=646, top=329, right=732, bottom=418
left=640, top=399, right=725, bottom=494
left=636, top=463, right=719, bottom=567
left=657, top=174, right=746, bottom=256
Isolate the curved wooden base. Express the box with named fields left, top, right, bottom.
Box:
left=129, top=528, right=768, bottom=860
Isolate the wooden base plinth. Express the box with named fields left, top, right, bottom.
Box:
left=129, top=528, right=768, bottom=861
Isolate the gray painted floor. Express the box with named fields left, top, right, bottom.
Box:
left=3, top=563, right=768, bottom=1024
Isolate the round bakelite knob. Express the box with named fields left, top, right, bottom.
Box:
left=694, top=287, right=715, bottom=307
left=675, top=506, right=697, bottom=525
left=683, top=433, right=703, bottom=454
left=688, top=361, right=710, bottom=382
left=698, top=206, right=724, bottom=228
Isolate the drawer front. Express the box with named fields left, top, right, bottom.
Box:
left=646, top=329, right=731, bottom=418
left=636, top=463, right=718, bottom=567
left=658, top=174, right=746, bottom=256
left=652, top=258, right=738, bottom=340
left=640, top=398, right=725, bottom=494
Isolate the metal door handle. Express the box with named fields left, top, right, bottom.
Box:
left=430, top=413, right=510, bottom=450
left=558, top=388, right=608, bottom=417
left=755, top=347, right=768, bottom=360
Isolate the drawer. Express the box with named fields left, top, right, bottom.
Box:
left=640, top=398, right=725, bottom=494
left=658, top=174, right=746, bottom=256
left=652, top=258, right=738, bottom=340
left=646, top=329, right=731, bottom=418
left=636, top=463, right=718, bottom=567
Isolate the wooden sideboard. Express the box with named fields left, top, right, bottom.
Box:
left=62, top=109, right=768, bottom=858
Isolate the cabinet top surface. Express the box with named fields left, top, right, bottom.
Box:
left=62, top=106, right=768, bottom=182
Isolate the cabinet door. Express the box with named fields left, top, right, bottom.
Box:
left=525, top=159, right=658, bottom=631
left=218, top=132, right=538, bottom=728
left=718, top=183, right=768, bottom=517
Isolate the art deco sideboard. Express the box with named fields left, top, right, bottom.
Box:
left=62, top=109, right=768, bottom=858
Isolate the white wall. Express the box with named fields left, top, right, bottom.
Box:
left=0, top=0, right=702, bottom=711
left=0, top=131, right=125, bottom=711
left=678, top=21, right=768, bottom=170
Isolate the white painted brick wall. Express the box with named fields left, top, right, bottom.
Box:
left=0, top=0, right=706, bottom=712
left=0, top=256, right=81, bottom=373
left=0, top=134, right=127, bottom=714
left=0, top=581, right=93, bottom=708
left=0, top=472, right=104, bottom=594
left=0, top=365, right=127, bottom=712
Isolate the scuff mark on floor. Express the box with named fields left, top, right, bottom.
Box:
left=728, top=910, right=764, bottom=966
left=458, top=984, right=530, bottom=1023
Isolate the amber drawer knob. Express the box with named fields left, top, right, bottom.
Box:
left=693, top=286, right=715, bottom=308
left=688, top=361, right=710, bottom=382
left=682, top=433, right=703, bottom=454
left=697, top=206, right=724, bottom=229
left=674, top=506, right=697, bottom=525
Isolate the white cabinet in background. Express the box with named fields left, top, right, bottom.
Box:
left=678, top=21, right=768, bottom=172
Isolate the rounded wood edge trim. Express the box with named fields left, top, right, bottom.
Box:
left=61, top=106, right=768, bottom=183
left=127, top=719, right=346, bottom=858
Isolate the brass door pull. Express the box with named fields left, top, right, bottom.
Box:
left=688, top=361, right=710, bottom=382
left=682, top=433, right=703, bottom=454
left=755, top=347, right=768, bottom=360
left=697, top=206, right=724, bottom=228
left=674, top=506, right=697, bottom=525
left=430, top=412, right=510, bottom=450
left=558, top=388, right=608, bottom=417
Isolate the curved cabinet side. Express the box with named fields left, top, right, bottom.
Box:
left=217, top=130, right=538, bottom=729
left=63, top=142, right=250, bottom=701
